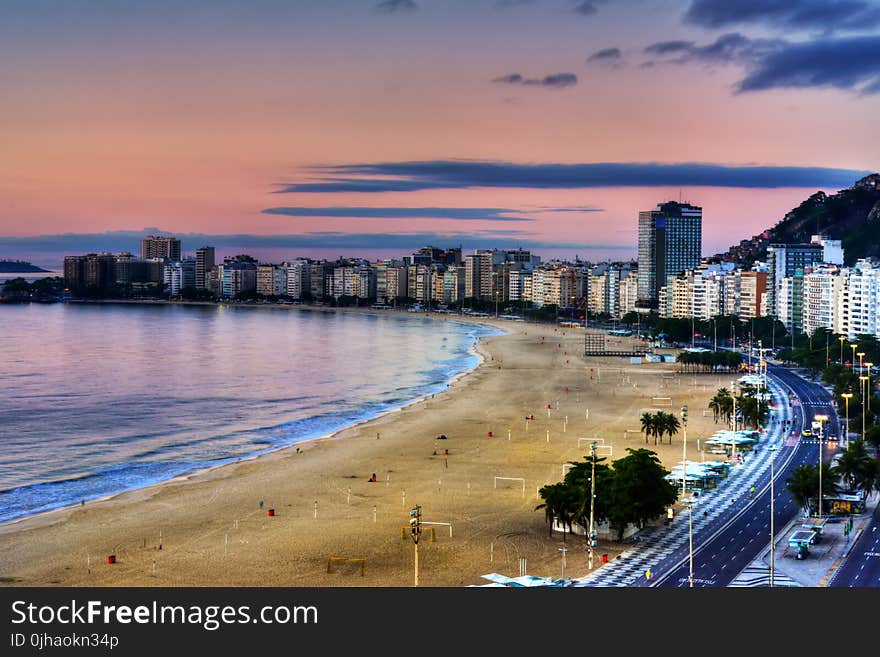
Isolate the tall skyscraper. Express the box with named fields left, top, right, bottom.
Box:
left=636, top=202, right=702, bottom=310
left=765, top=243, right=823, bottom=317
left=140, top=235, right=181, bottom=261
left=195, top=246, right=215, bottom=290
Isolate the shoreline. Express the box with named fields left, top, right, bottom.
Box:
left=0, top=309, right=505, bottom=532
left=0, top=314, right=733, bottom=588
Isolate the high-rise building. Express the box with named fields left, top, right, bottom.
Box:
left=64, top=253, right=115, bottom=291
left=802, top=264, right=843, bottom=336
left=839, top=260, right=880, bottom=339
left=464, top=251, right=493, bottom=300
left=636, top=202, right=702, bottom=310
left=737, top=271, right=767, bottom=319
left=286, top=260, right=311, bottom=299
left=218, top=258, right=257, bottom=298
left=140, top=235, right=181, bottom=261
left=164, top=258, right=196, bottom=296
left=765, top=243, right=823, bottom=317
left=195, top=247, right=215, bottom=290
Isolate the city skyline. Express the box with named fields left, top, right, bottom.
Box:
left=1, top=1, right=878, bottom=267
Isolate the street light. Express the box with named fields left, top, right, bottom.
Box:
left=814, top=414, right=828, bottom=518
left=559, top=546, right=568, bottom=582
left=681, top=405, right=693, bottom=588
left=860, top=376, right=869, bottom=438
left=730, top=380, right=738, bottom=462
left=838, top=335, right=846, bottom=364
left=768, top=445, right=778, bottom=587
left=841, top=392, right=853, bottom=446
left=851, top=343, right=858, bottom=370
left=588, top=443, right=599, bottom=562
left=864, top=362, right=873, bottom=413
left=409, top=505, right=422, bottom=587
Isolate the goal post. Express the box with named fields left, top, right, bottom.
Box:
left=494, top=476, right=526, bottom=497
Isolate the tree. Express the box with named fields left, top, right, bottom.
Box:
left=657, top=411, right=680, bottom=445
left=640, top=412, right=655, bottom=445
left=535, top=483, right=580, bottom=540
left=606, top=448, right=677, bottom=540
left=786, top=463, right=837, bottom=516
left=563, top=455, right=614, bottom=541
left=833, top=439, right=876, bottom=492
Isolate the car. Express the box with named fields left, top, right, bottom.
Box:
left=801, top=429, right=813, bottom=438
left=826, top=434, right=839, bottom=442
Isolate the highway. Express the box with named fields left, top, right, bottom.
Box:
left=829, top=500, right=880, bottom=587
left=648, top=363, right=840, bottom=587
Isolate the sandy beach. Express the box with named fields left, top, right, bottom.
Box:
left=0, top=315, right=739, bottom=587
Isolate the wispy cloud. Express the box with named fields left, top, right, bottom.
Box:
left=492, top=72, right=578, bottom=88
left=574, top=1, right=599, bottom=15
left=375, top=0, right=418, bottom=14
left=684, top=0, right=880, bottom=33
left=261, top=206, right=536, bottom=222
left=736, top=35, right=880, bottom=94
left=586, top=47, right=622, bottom=64
left=643, top=32, right=880, bottom=95
left=275, top=160, right=871, bottom=194
left=0, top=229, right=629, bottom=260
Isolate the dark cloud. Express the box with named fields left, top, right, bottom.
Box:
left=492, top=72, right=578, bottom=88
left=646, top=33, right=783, bottom=66
left=374, top=0, right=417, bottom=13
left=684, top=0, right=880, bottom=32
left=275, top=160, right=870, bottom=194
left=261, top=207, right=535, bottom=222
left=586, top=47, right=622, bottom=63
left=574, top=1, right=599, bottom=15
left=736, top=35, right=880, bottom=94
left=644, top=40, right=696, bottom=55
left=0, top=229, right=628, bottom=264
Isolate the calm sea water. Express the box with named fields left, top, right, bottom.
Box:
left=0, top=303, right=500, bottom=523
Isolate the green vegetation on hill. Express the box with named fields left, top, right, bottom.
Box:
left=769, top=175, right=880, bottom=265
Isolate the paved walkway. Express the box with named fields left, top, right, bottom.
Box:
left=575, top=378, right=792, bottom=587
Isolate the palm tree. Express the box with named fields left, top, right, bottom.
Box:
left=833, top=439, right=871, bottom=490
left=786, top=464, right=816, bottom=516
left=640, top=412, right=655, bottom=445
left=659, top=411, right=681, bottom=444
left=708, top=394, right=722, bottom=423
left=535, top=483, right=579, bottom=540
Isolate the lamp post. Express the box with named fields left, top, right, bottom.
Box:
left=839, top=335, right=846, bottom=364
left=731, top=380, right=737, bottom=463
left=865, top=362, right=873, bottom=414
left=769, top=446, right=778, bottom=587
left=851, top=343, right=858, bottom=371
left=842, top=392, right=853, bottom=446
left=588, top=441, right=597, bottom=570
left=559, top=546, right=568, bottom=582
left=681, top=405, right=693, bottom=588
left=860, top=376, right=869, bottom=438
left=814, top=414, right=828, bottom=518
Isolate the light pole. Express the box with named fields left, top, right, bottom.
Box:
left=559, top=546, right=568, bottom=582
left=769, top=446, right=778, bottom=587
left=409, top=504, right=422, bottom=587
left=588, top=441, right=597, bottom=570
left=839, top=335, right=846, bottom=364
left=731, top=380, right=737, bottom=462
left=842, top=392, right=853, bottom=445
left=865, top=362, right=873, bottom=414
left=851, top=343, right=858, bottom=370
left=814, top=414, right=828, bottom=518
left=713, top=318, right=717, bottom=352
left=681, top=405, right=693, bottom=588
left=860, top=376, right=869, bottom=438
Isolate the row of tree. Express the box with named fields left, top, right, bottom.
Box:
left=707, top=385, right=769, bottom=430
left=536, top=448, right=677, bottom=542
left=677, top=350, right=744, bottom=373
left=639, top=411, right=680, bottom=445
left=1, top=276, right=65, bottom=302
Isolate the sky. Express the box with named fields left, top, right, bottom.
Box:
left=1, top=0, right=878, bottom=268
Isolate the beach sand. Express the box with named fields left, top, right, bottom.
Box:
left=0, top=318, right=738, bottom=587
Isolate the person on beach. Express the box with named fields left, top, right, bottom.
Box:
left=369, top=473, right=377, bottom=482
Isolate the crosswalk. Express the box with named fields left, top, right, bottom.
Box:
left=573, top=382, right=791, bottom=587
left=729, top=564, right=801, bottom=587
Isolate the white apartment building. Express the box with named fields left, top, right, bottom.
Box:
left=802, top=265, right=843, bottom=336
left=286, top=260, right=310, bottom=299
left=840, top=260, right=880, bottom=338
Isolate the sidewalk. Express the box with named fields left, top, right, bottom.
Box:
left=730, top=494, right=879, bottom=587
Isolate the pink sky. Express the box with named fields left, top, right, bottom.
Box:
left=1, top=1, right=877, bottom=264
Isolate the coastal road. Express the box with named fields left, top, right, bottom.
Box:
left=829, top=501, right=880, bottom=587
left=649, top=364, right=839, bottom=587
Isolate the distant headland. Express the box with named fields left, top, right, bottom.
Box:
left=0, top=259, right=51, bottom=273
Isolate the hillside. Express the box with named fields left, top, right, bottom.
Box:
left=0, top=259, right=50, bottom=273
left=715, top=173, right=880, bottom=266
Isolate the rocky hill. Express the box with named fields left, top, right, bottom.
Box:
left=714, top=173, right=880, bottom=266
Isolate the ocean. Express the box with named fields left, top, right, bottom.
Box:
left=0, top=303, right=501, bottom=523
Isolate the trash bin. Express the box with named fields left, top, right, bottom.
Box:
left=107, top=555, right=116, bottom=564
left=268, top=508, right=275, bottom=517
